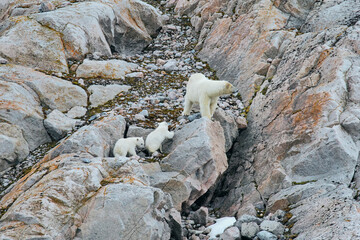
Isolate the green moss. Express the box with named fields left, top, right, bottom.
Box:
left=292, top=180, right=317, bottom=185
left=261, top=86, right=268, bottom=95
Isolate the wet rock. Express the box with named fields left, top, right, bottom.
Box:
left=0, top=123, right=29, bottom=172
left=44, top=109, right=78, bottom=141
left=88, top=84, right=131, bottom=108
left=0, top=17, right=68, bottom=73
left=241, top=222, right=260, bottom=239
left=161, top=118, right=227, bottom=208
left=66, top=106, right=87, bottom=119
left=76, top=59, right=138, bottom=79
left=260, top=220, right=285, bottom=236
left=220, top=226, right=240, bottom=240
left=257, top=230, right=277, bottom=240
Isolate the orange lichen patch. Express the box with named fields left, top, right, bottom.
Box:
left=292, top=92, right=330, bottom=136
left=9, top=15, right=28, bottom=24
left=63, top=41, right=82, bottom=59
left=316, top=49, right=332, bottom=68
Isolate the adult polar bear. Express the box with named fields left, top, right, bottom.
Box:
left=182, top=73, right=237, bottom=119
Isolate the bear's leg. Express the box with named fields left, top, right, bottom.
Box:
left=183, top=98, right=193, bottom=116
left=129, top=147, right=137, bottom=157
left=200, top=95, right=211, bottom=119
left=159, top=144, right=163, bottom=153
left=210, top=97, right=219, bottom=117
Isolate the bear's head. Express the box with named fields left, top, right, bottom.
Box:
left=158, top=122, right=169, bottom=129
left=225, top=82, right=238, bottom=94
left=136, top=137, right=145, bottom=148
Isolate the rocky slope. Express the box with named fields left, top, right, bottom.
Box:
left=169, top=0, right=360, bottom=239
left=0, top=0, right=360, bottom=239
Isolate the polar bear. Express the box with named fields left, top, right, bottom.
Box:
left=113, top=137, right=144, bottom=157
left=146, top=122, right=174, bottom=154
left=182, top=73, right=237, bottom=119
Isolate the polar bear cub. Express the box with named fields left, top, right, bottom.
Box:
left=113, top=137, right=144, bottom=157
left=146, top=122, right=174, bottom=154
left=182, top=73, right=237, bottom=119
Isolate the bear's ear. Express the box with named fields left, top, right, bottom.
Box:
left=226, top=83, right=232, bottom=89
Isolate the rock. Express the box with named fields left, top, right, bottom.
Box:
left=0, top=80, right=51, bottom=150
left=0, top=153, right=172, bottom=239
left=220, top=226, right=240, bottom=240
left=270, top=209, right=286, bottom=222
left=103, top=0, right=164, bottom=54
left=66, top=106, right=87, bottom=119
left=0, top=64, right=87, bottom=112
left=161, top=118, right=228, bottom=208
left=45, top=114, right=126, bottom=161
left=163, top=59, right=178, bottom=72
left=88, top=84, right=131, bottom=108
left=189, top=207, right=208, bottom=225
left=257, top=231, right=277, bottom=240
left=235, top=214, right=262, bottom=227
left=0, top=16, right=68, bottom=73
left=127, top=125, right=153, bottom=139
left=148, top=171, right=191, bottom=211
left=213, top=108, right=239, bottom=151
left=241, top=222, right=260, bottom=239
left=166, top=208, right=183, bottom=240
left=126, top=72, right=144, bottom=78
left=0, top=123, right=29, bottom=172
left=76, top=59, right=138, bottom=79
left=260, top=220, right=285, bottom=236
left=44, top=109, right=78, bottom=141
left=39, top=2, right=55, bottom=12
left=76, top=183, right=171, bottom=240
left=0, top=57, right=8, bottom=64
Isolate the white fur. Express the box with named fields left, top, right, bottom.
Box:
left=146, top=122, right=174, bottom=154
left=113, top=137, right=144, bottom=157
left=182, top=73, right=237, bottom=119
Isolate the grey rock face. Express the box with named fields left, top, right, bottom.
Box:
left=0, top=154, right=174, bottom=240
left=44, top=109, right=78, bottom=141
left=127, top=125, right=153, bottom=139
left=0, top=80, right=51, bottom=150
left=0, top=123, right=29, bottom=172
left=0, top=65, right=87, bottom=113
left=76, top=183, right=171, bottom=240
left=161, top=118, right=228, bottom=208
left=88, top=84, right=131, bottom=108
left=0, top=17, right=68, bottom=73
left=213, top=108, right=239, bottom=152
